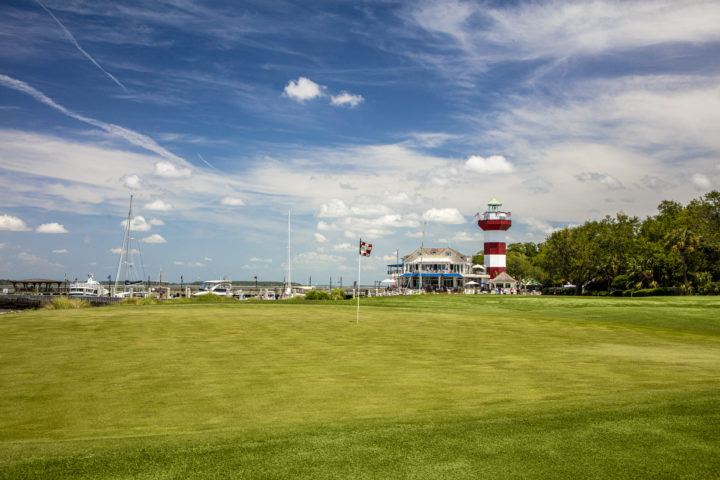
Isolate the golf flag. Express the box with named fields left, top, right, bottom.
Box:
left=359, top=239, right=373, bottom=257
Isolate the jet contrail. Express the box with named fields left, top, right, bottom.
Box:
left=0, top=74, right=186, bottom=166
left=34, top=0, right=127, bottom=92
left=197, top=153, right=217, bottom=170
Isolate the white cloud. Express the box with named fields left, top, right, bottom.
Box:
left=110, top=247, right=139, bottom=254
left=314, top=232, right=327, bottom=243
left=318, top=199, right=350, bottom=218
left=465, top=155, right=515, bottom=174
left=154, top=161, right=192, bottom=178
left=52, top=248, right=68, bottom=254
left=575, top=172, right=624, bottom=190
left=520, top=217, right=559, bottom=236
left=384, top=191, right=415, bottom=205
left=330, top=92, right=364, bottom=108
left=121, top=215, right=152, bottom=232
left=294, top=251, right=343, bottom=264
left=149, top=218, right=165, bottom=226
left=36, top=222, right=68, bottom=234
left=173, top=260, right=184, bottom=265
left=221, top=196, right=245, bottom=206
left=422, top=208, right=466, bottom=224
left=122, top=174, right=141, bottom=189
left=333, top=242, right=355, bottom=252
left=203, top=257, right=213, bottom=262
left=403, top=132, right=459, bottom=148
left=409, top=2, right=720, bottom=79
left=692, top=173, right=712, bottom=191
left=249, top=257, right=272, bottom=263
left=283, top=77, right=325, bottom=103
left=145, top=199, right=173, bottom=211
left=0, top=214, right=30, bottom=231
left=143, top=233, right=166, bottom=243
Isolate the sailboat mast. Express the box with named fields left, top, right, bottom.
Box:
left=115, top=195, right=133, bottom=288
left=287, top=209, right=291, bottom=295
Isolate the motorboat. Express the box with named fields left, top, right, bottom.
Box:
left=68, top=274, right=109, bottom=297
left=193, top=280, right=234, bottom=297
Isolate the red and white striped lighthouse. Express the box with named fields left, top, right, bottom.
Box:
left=477, top=198, right=512, bottom=279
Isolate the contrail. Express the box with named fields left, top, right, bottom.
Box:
left=34, top=0, right=127, bottom=92
left=0, top=74, right=186, bottom=165
left=197, top=153, right=217, bottom=170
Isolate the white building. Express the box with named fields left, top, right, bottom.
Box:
left=388, top=247, right=490, bottom=291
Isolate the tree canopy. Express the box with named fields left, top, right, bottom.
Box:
left=505, top=190, right=720, bottom=295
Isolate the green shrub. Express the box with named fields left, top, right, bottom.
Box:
left=305, top=290, right=330, bottom=300
left=44, top=297, right=91, bottom=309
left=611, top=275, right=629, bottom=291
left=330, top=288, right=347, bottom=300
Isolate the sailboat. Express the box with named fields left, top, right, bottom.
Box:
left=114, top=195, right=150, bottom=298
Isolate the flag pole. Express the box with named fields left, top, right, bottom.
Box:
left=357, top=239, right=361, bottom=324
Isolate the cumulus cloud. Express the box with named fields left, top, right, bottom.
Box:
left=283, top=77, right=325, bottom=103
left=149, top=218, right=165, bottom=226
left=465, top=155, right=515, bottom=174
left=122, top=174, right=141, bottom=189
left=173, top=260, right=184, bottom=265
left=575, top=172, right=624, bottom=190
left=314, top=232, right=327, bottom=243
left=692, top=173, right=712, bottom=190
left=121, top=215, right=152, bottom=232
left=154, top=161, right=192, bottom=178
left=36, top=222, right=68, bottom=234
left=0, top=214, right=30, bottom=231
left=330, top=92, right=364, bottom=107
left=52, top=248, right=68, bottom=254
left=422, top=208, right=466, bottom=224
left=221, top=196, right=245, bottom=206
left=145, top=199, right=172, bottom=211
left=318, top=199, right=350, bottom=218
left=143, top=233, right=166, bottom=243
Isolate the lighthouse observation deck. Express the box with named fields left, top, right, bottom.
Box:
left=477, top=210, right=512, bottom=231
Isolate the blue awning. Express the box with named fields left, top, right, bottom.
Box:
left=401, top=273, right=462, bottom=278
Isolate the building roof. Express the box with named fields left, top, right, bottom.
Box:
left=488, top=198, right=502, bottom=206
left=488, top=271, right=517, bottom=284
left=402, top=247, right=470, bottom=263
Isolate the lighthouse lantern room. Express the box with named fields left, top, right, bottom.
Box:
left=477, top=198, right=512, bottom=279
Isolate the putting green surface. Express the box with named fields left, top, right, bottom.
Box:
left=1, top=296, right=719, bottom=478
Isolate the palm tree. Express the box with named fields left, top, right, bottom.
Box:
left=663, top=227, right=700, bottom=286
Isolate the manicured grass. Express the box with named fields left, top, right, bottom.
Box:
left=1, top=296, right=719, bottom=478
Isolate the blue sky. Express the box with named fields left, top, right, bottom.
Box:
left=1, top=0, right=719, bottom=284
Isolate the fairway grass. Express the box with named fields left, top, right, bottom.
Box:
left=1, top=296, right=719, bottom=478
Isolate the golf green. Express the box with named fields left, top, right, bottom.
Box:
left=1, top=296, right=718, bottom=478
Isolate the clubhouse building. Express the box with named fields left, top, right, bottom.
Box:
left=387, top=247, right=490, bottom=291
